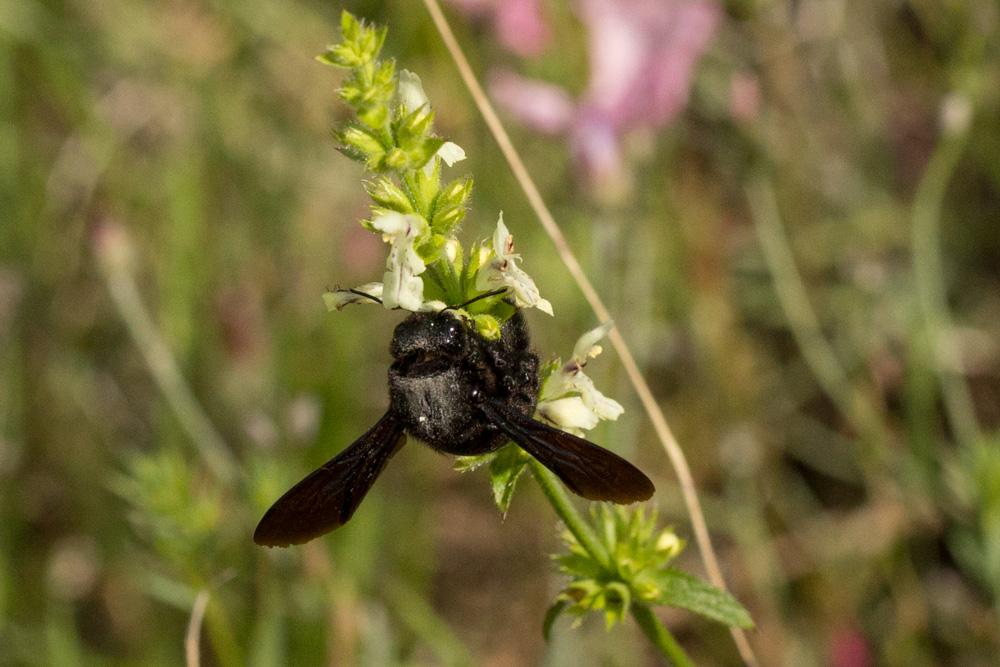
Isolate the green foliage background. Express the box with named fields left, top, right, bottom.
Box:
left=2, top=0, right=999, bottom=665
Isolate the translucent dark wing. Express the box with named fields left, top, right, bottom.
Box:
left=480, top=400, right=654, bottom=504
left=254, top=411, right=406, bottom=547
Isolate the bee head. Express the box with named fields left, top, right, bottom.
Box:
left=390, top=311, right=469, bottom=368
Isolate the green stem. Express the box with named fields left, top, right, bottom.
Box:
left=204, top=595, right=243, bottom=667
left=383, top=579, right=474, bottom=667
left=630, top=604, right=696, bottom=667
left=746, top=174, right=890, bottom=472
left=528, top=460, right=611, bottom=570
left=911, top=97, right=981, bottom=448
left=99, top=248, right=237, bottom=484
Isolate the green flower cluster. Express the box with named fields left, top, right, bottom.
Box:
left=546, top=506, right=753, bottom=633
left=319, top=11, right=552, bottom=338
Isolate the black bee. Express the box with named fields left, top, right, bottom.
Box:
left=254, top=304, right=654, bottom=547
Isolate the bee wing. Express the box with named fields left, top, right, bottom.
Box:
left=254, top=411, right=406, bottom=547
left=480, top=400, right=654, bottom=504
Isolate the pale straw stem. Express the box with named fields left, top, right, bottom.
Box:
left=419, top=1, right=757, bottom=663
left=185, top=590, right=210, bottom=667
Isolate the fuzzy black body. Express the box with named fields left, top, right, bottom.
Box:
left=388, top=310, right=538, bottom=455
left=254, top=308, right=654, bottom=548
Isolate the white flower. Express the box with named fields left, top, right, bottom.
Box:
left=536, top=397, right=599, bottom=436
left=397, top=70, right=467, bottom=174
left=475, top=213, right=553, bottom=315
left=397, top=70, right=428, bottom=113
left=417, top=299, right=448, bottom=312
left=434, top=141, right=466, bottom=169
left=371, top=212, right=429, bottom=311
left=564, top=369, right=624, bottom=421
left=537, top=323, right=623, bottom=432
left=322, top=282, right=384, bottom=311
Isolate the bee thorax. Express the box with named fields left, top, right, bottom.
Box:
left=386, top=309, right=540, bottom=455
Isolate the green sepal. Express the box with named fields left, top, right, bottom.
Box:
left=462, top=239, right=488, bottom=289
left=432, top=239, right=464, bottom=304
left=315, top=50, right=349, bottom=68
left=317, top=11, right=388, bottom=69
left=416, top=233, right=447, bottom=265
left=317, top=13, right=387, bottom=70
left=393, top=104, right=436, bottom=151
left=552, top=578, right=630, bottom=631
left=365, top=177, right=413, bottom=213
left=339, top=60, right=396, bottom=128
left=430, top=176, right=472, bottom=235
left=439, top=176, right=473, bottom=206
left=382, top=137, right=445, bottom=173
left=402, top=161, right=442, bottom=216
left=444, top=239, right=464, bottom=284
left=357, top=103, right=390, bottom=132
left=336, top=123, right=386, bottom=167
left=603, top=582, right=632, bottom=628
left=411, top=137, right=446, bottom=170
left=555, top=547, right=603, bottom=582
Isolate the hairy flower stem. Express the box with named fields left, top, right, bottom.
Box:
left=630, top=604, right=695, bottom=667
left=98, top=238, right=237, bottom=484
left=746, top=174, right=891, bottom=476
left=529, top=460, right=610, bottom=569
left=529, top=460, right=692, bottom=665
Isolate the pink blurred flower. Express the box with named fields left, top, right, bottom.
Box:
left=489, top=0, right=721, bottom=191
left=830, top=626, right=872, bottom=667
left=447, top=0, right=551, bottom=57
left=580, top=0, right=720, bottom=130
left=489, top=71, right=575, bottom=136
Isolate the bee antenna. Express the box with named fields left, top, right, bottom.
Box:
left=340, top=288, right=383, bottom=305
left=445, top=288, right=508, bottom=312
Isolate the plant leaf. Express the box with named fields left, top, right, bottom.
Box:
left=453, top=451, right=497, bottom=473
left=651, top=568, right=754, bottom=629
left=488, top=444, right=529, bottom=516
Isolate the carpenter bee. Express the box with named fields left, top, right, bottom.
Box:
left=254, top=299, right=654, bottom=547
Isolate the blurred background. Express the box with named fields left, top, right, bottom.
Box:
left=2, top=0, right=1000, bottom=665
